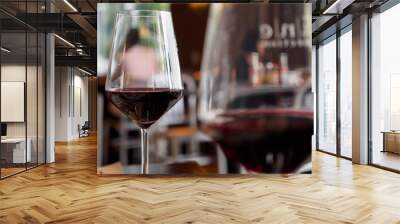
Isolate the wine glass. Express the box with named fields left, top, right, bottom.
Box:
left=106, top=10, right=183, bottom=174
left=199, top=4, right=313, bottom=173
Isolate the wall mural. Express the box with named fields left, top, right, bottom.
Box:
left=97, top=3, right=312, bottom=175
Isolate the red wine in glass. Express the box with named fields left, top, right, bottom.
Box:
left=203, top=108, right=313, bottom=173
left=106, top=88, right=183, bottom=129
left=106, top=10, right=182, bottom=174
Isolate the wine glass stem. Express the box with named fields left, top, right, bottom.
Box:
left=141, top=128, right=149, bottom=174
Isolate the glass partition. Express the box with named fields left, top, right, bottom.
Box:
left=1, top=31, right=28, bottom=177
left=0, top=1, right=46, bottom=179
left=317, top=36, right=337, bottom=154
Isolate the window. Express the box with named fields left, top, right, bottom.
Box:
left=317, top=36, right=337, bottom=154
left=371, top=3, right=400, bottom=171
left=339, top=28, right=352, bottom=158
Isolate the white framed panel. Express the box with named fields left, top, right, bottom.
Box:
left=1, top=81, right=25, bottom=122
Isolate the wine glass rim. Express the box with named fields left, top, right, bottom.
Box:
left=116, top=10, right=171, bottom=17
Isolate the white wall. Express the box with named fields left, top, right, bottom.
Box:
left=55, top=67, right=69, bottom=141
left=55, top=67, right=89, bottom=141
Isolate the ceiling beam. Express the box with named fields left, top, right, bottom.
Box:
left=67, top=13, right=97, bottom=40
left=55, top=55, right=96, bottom=71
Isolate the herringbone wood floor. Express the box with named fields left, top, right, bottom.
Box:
left=1, top=135, right=400, bottom=224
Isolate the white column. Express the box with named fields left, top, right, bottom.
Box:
left=45, top=0, right=56, bottom=163
left=352, top=14, right=369, bottom=164
left=46, top=32, right=55, bottom=163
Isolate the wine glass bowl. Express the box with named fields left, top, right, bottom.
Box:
left=105, top=10, right=183, bottom=174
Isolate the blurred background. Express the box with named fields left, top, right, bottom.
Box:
left=97, top=3, right=312, bottom=174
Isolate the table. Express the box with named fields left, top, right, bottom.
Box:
left=1, top=138, right=32, bottom=163
left=381, top=131, right=400, bottom=154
